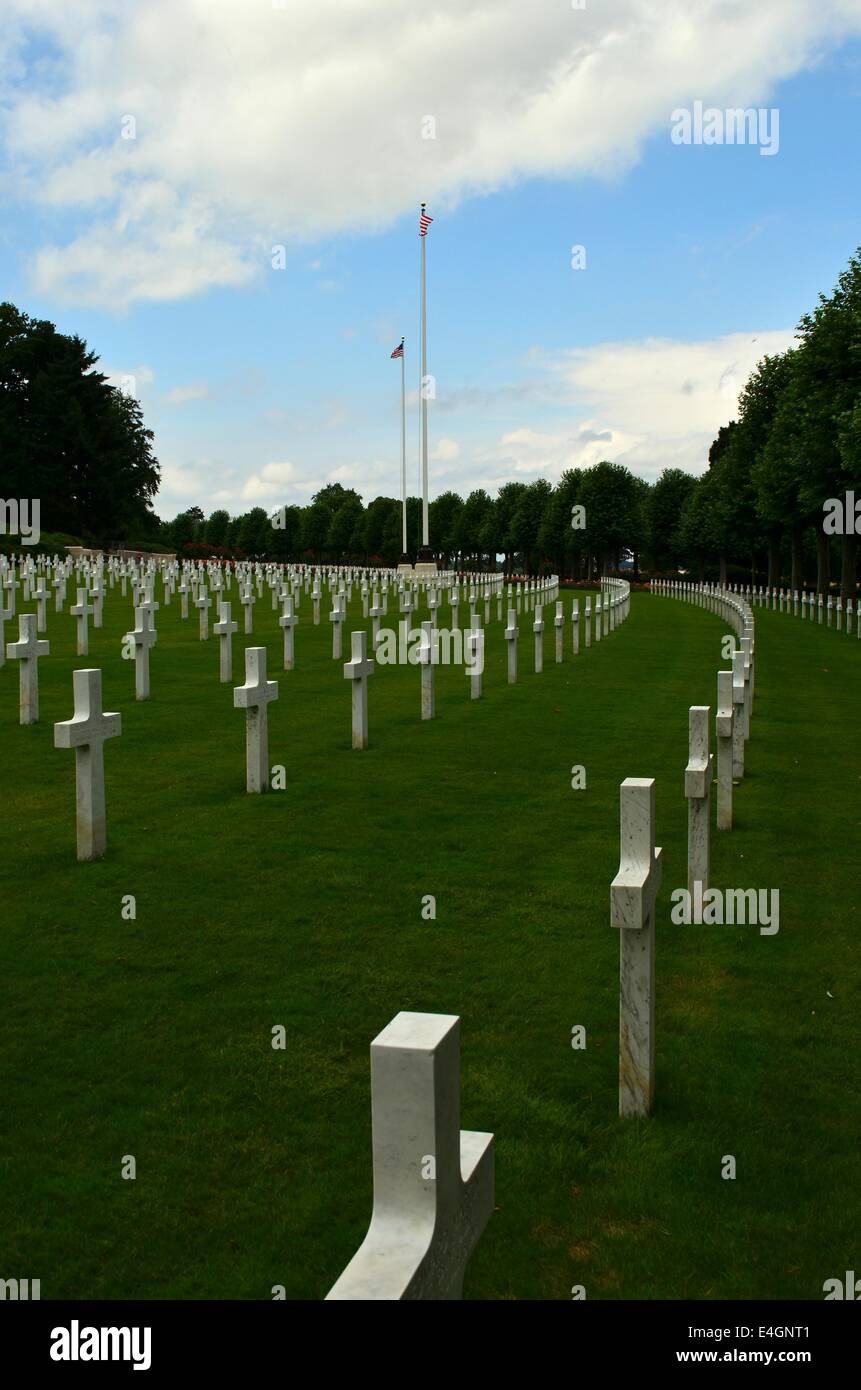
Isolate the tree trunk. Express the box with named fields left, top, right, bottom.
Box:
left=791, top=526, right=804, bottom=592
left=840, top=534, right=857, bottom=604
left=816, top=529, right=831, bottom=596
left=719, top=553, right=727, bottom=586
left=633, top=547, right=640, bottom=581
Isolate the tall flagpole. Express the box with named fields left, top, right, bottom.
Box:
left=417, top=201, right=434, bottom=569
left=400, top=345, right=408, bottom=557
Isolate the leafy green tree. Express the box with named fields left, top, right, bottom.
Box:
left=167, top=510, right=199, bottom=552
left=361, top=496, right=400, bottom=562
left=429, top=491, right=464, bottom=565
left=456, top=489, right=494, bottom=570
left=236, top=507, right=271, bottom=557
left=301, top=501, right=330, bottom=558
left=493, top=482, right=528, bottom=575
left=0, top=302, right=160, bottom=543
left=578, top=462, right=639, bottom=576
left=678, top=470, right=726, bottom=581
left=270, top=505, right=303, bottom=561
left=205, top=509, right=231, bottom=548
left=509, top=480, right=552, bottom=574
left=648, top=469, right=696, bottom=571
left=327, top=496, right=364, bottom=558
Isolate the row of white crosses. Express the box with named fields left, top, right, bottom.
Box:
left=5, top=558, right=627, bottom=778
left=231, top=581, right=627, bottom=779
left=610, top=584, right=756, bottom=1117
left=658, top=578, right=860, bottom=639
left=5, top=549, right=557, bottom=662
left=335, top=580, right=632, bottom=744
left=6, top=554, right=613, bottom=746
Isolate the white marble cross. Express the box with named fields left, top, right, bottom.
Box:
left=4, top=573, right=19, bottom=617
left=0, top=599, right=11, bottom=670
left=370, top=591, right=383, bottom=644
left=32, top=578, right=50, bottom=633
left=504, top=608, right=518, bottom=684
left=343, top=630, right=374, bottom=749
left=89, top=578, right=104, bottom=629
left=420, top=620, right=435, bottom=720
left=214, top=601, right=238, bottom=683
left=533, top=604, right=544, bottom=674
left=233, top=646, right=278, bottom=792
left=123, top=606, right=157, bottom=700
left=178, top=579, right=190, bottom=620
left=326, top=1012, right=494, bottom=1301
left=584, top=598, right=592, bottom=647
left=195, top=588, right=212, bottom=640
left=467, top=617, right=482, bottom=700
left=572, top=600, right=580, bottom=656
left=70, top=588, right=93, bottom=656
left=554, top=600, right=564, bottom=663
left=241, top=586, right=256, bottom=635
left=53, top=669, right=122, bottom=861
left=594, top=597, right=602, bottom=643
left=428, top=587, right=439, bottom=629
left=685, top=706, right=712, bottom=894
left=731, top=651, right=746, bottom=778
left=740, top=633, right=753, bottom=730
left=330, top=595, right=345, bottom=660
left=279, top=595, right=298, bottom=671
left=6, top=612, right=50, bottom=724
left=610, top=778, right=663, bottom=1119
left=715, top=670, right=733, bottom=831
left=137, top=591, right=160, bottom=630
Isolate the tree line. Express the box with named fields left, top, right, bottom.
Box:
left=2, top=248, right=860, bottom=595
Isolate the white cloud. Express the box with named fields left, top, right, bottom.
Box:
left=149, top=329, right=798, bottom=517
left=101, top=362, right=155, bottom=395
left=162, top=382, right=211, bottom=406
left=4, top=0, right=860, bottom=305
left=466, top=329, right=795, bottom=485
left=431, top=436, right=459, bottom=460
left=241, top=461, right=301, bottom=500
left=543, top=329, right=796, bottom=478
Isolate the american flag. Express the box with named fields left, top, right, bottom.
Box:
left=419, top=206, right=433, bottom=237
left=390, top=338, right=404, bottom=359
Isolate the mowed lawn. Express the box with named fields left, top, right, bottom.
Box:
left=0, top=581, right=858, bottom=1300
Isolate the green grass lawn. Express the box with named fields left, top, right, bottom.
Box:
left=0, top=580, right=858, bottom=1300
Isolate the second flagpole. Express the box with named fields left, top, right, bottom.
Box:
left=400, top=343, right=408, bottom=560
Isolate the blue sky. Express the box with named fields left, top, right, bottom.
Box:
left=2, top=1, right=860, bottom=520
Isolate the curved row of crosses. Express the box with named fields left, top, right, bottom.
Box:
left=331, top=580, right=758, bottom=1299
left=1, top=552, right=632, bottom=849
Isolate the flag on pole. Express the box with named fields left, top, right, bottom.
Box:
left=390, top=338, right=404, bottom=359
left=419, top=206, right=433, bottom=236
